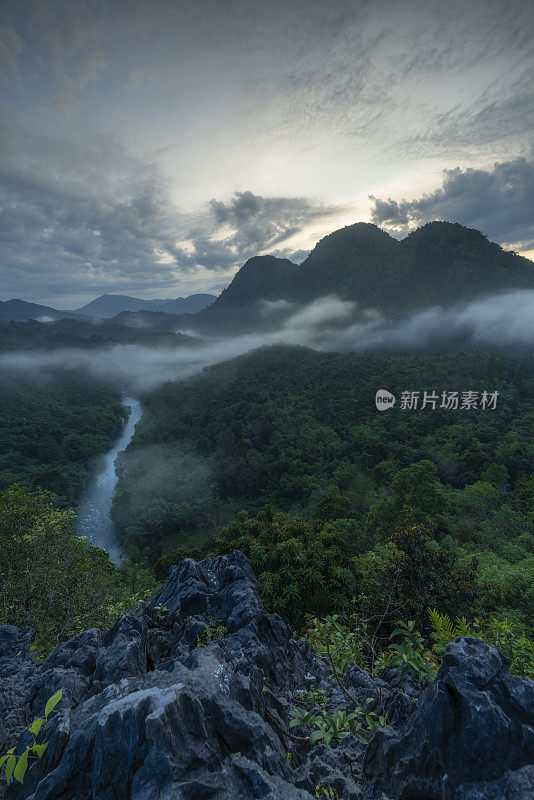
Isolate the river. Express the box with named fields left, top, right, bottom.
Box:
left=76, top=396, right=142, bottom=563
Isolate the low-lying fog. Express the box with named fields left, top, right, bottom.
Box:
left=1, top=290, right=533, bottom=393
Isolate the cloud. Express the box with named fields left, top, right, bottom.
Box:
left=0, top=112, right=343, bottom=302
left=370, top=156, right=534, bottom=250
left=187, top=191, right=344, bottom=267
left=0, top=124, right=186, bottom=299
left=260, top=299, right=295, bottom=315
left=0, top=16, right=25, bottom=87
left=1, top=0, right=533, bottom=304
left=330, top=290, right=534, bottom=351
left=1, top=290, right=532, bottom=392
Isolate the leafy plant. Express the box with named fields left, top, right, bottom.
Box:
left=294, top=688, right=328, bottom=708
left=429, top=609, right=534, bottom=679
left=153, top=603, right=168, bottom=622
left=308, top=710, right=357, bottom=746
left=482, top=617, right=534, bottom=679
left=0, top=690, right=62, bottom=786
left=290, top=701, right=388, bottom=745
left=371, top=648, right=394, bottom=677
left=428, top=608, right=474, bottom=657
left=304, top=615, right=366, bottom=675
left=315, top=783, right=340, bottom=798
left=389, top=620, right=438, bottom=686
left=289, top=706, right=318, bottom=728
left=196, top=620, right=228, bottom=648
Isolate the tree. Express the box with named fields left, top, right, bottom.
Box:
left=359, top=518, right=480, bottom=639
left=0, top=485, right=140, bottom=656
left=367, top=460, right=447, bottom=539
left=215, top=506, right=356, bottom=627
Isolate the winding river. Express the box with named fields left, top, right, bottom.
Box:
left=76, top=397, right=142, bottom=563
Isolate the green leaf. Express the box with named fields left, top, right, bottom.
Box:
left=45, top=689, right=63, bottom=719
left=14, top=749, right=29, bottom=784
left=5, top=753, right=16, bottom=784
left=309, top=730, right=325, bottom=745
left=28, top=717, right=44, bottom=736
left=32, top=742, right=48, bottom=759
left=0, top=747, right=16, bottom=768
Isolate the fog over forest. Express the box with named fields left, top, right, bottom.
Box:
left=2, top=289, right=533, bottom=391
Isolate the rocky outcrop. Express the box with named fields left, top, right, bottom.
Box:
left=0, top=552, right=532, bottom=800
left=363, top=637, right=534, bottom=800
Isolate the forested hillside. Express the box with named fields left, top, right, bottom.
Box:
left=113, top=345, right=534, bottom=631
left=290, top=221, right=534, bottom=312
left=0, top=371, right=126, bottom=504
left=0, top=318, right=196, bottom=352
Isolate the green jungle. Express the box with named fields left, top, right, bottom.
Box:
left=1, top=338, right=532, bottom=675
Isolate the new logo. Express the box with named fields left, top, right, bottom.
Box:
left=375, top=389, right=396, bottom=411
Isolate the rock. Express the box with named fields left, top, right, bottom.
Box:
left=1, top=555, right=531, bottom=800
left=363, top=637, right=534, bottom=800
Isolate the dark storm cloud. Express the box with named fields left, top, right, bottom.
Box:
left=370, top=156, right=534, bottom=249
left=170, top=191, right=343, bottom=271
left=0, top=114, right=342, bottom=299
left=0, top=119, right=181, bottom=297
left=206, top=190, right=341, bottom=254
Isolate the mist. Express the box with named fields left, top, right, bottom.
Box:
left=1, top=290, right=533, bottom=393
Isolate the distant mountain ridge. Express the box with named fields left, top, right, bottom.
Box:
left=73, top=293, right=216, bottom=318
left=2, top=222, right=532, bottom=328
left=0, top=294, right=216, bottom=323
left=0, top=299, right=87, bottom=323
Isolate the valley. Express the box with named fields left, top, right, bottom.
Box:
left=1, top=221, right=532, bottom=643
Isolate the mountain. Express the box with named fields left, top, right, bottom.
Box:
left=190, top=255, right=299, bottom=332
left=73, top=294, right=160, bottom=317
left=396, top=221, right=533, bottom=309
left=156, top=294, right=216, bottom=315
left=0, top=294, right=216, bottom=324
left=0, top=299, right=85, bottom=323
left=73, top=293, right=215, bottom=318
left=186, top=221, right=533, bottom=335
left=290, top=221, right=534, bottom=315
left=290, top=222, right=397, bottom=307
left=213, top=255, right=299, bottom=305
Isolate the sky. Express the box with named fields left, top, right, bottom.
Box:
left=1, top=0, right=533, bottom=307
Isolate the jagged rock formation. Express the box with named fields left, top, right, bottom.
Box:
left=0, top=552, right=532, bottom=799
left=363, top=636, right=534, bottom=800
